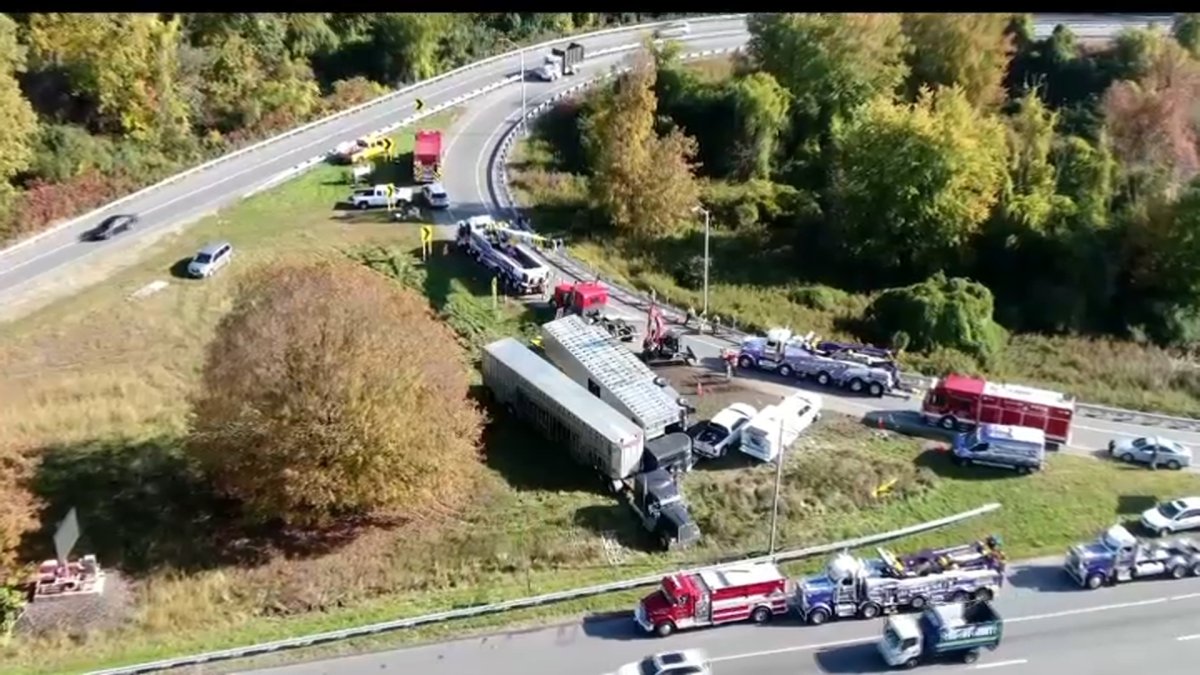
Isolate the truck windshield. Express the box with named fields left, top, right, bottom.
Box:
left=883, top=623, right=903, bottom=652
left=661, top=585, right=676, bottom=605
left=1159, top=501, right=1184, bottom=519
left=1101, top=531, right=1126, bottom=550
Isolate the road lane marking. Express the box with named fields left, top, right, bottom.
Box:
left=1176, top=633, right=1200, bottom=641
left=706, top=636, right=872, bottom=662
left=1005, top=596, right=1168, bottom=623
left=1171, top=592, right=1200, bottom=600
left=972, top=660, right=1028, bottom=670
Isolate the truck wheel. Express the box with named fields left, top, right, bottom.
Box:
left=973, top=588, right=994, bottom=602
left=868, top=381, right=885, bottom=397
left=738, top=355, right=754, bottom=369
left=962, top=649, right=980, bottom=664
left=1085, top=573, right=1105, bottom=589
left=950, top=590, right=969, bottom=603
left=848, top=378, right=865, bottom=393
left=816, top=371, right=832, bottom=386
left=778, top=364, right=794, bottom=378
left=806, top=608, right=830, bottom=625
left=938, top=416, right=957, bottom=431
left=858, top=602, right=881, bottom=619
left=1191, top=562, right=1200, bottom=577
left=658, top=533, right=672, bottom=551
left=1171, top=565, right=1187, bottom=579
left=1167, top=460, right=1182, bottom=470
left=654, top=622, right=675, bottom=638
left=751, top=606, right=772, bottom=624
left=357, top=201, right=368, bottom=210
left=909, top=596, right=928, bottom=610
left=903, top=658, right=919, bottom=670
left=1016, top=465, right=1031, bottom=475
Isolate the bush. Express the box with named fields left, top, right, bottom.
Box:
left=862, top=272, right=1006, bottom=360
left=186, top=259, right=485, bottom=527
left=787, top=285, right=851, bottom=313
left=0, top=447, right=40, bottom=578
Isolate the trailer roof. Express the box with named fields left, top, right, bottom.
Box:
left=696, top=563, right=786, bottom=591
left=940, top=374, right=1074, bottom=411
left=484, top=338, right=643, bottom=445
left=542, top=316, right=683, bottom=429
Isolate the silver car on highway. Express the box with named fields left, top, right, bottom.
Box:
left=1108, top=436, right=1192, bottom=470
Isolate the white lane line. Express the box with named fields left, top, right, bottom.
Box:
left=709, top=594, right=1196, bottom=664
left=972, top=660, right=1028, bottom=670
left=1176, top=633, right=1200, bottom=641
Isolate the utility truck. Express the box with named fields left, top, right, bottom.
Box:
left=921, top=374, right=1075, bottom=448
left=1064, top=524, right=1200, bottom=589
left=635, top=563, right=790, bottom=637
left=736, top=328, right=896, bottom=397
left=533, top=42, right=584, bottom=81
left=541, top=315, right=692, bottom=443
left=877, top=601, right=1003, bottom=668
left=796, top=539, right=1005, bottom=625
left=482, top=338, right=700, bottom=549
left=455, top=215, right=552, bottom=296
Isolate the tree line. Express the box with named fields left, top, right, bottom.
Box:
left=0, top=12, right=676, bottom=244
left=561, top=14, right=1200, bottom=357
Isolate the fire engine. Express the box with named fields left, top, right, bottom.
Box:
left=921, top=374, right=1075, bottom=448
left=635, top=562, right=790, bottom=637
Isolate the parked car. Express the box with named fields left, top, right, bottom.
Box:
left=1141, top=497, right=1200, bottom=536
left=1109, top=436, right=1192, bottom=470
left=422, top=182, right=449, bottom=209
left=688, top=403, right=756, bottom=460
left=187, top=241, right=234, bottom=279
left=84, top=214, right=137, bottom=241
left=654, top=21, right=691, bottom=39
left=612, top=649, right=711, bottom=675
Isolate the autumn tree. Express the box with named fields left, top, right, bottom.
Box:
left=997, top=93, right=1067, bottom=230
left=583, top=50, right=700, bottom=238
left=0, top=14, right=38, bottom=185
left=0, top=445, right=39, bottom=577
left=901, top=13, right=1016, bottom=108
left=731, top=72, right=791, bottom=180
left=830, top=86, right=1008, bottom=283
left=186, top=259, right=484, bottom=527
left=746, top=13, right=909, bottom=123
left=1117, top=186, right=1200, bottom=345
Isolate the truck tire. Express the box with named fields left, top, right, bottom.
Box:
left=950, top=590, right=969, bottom=603
left=904, top=658, right=919, bottom=669
left=909, top=595, right=928, bottom=610
left=806, top=607, right=830, bottom=625
left=1016, top=465, right=1032, bottom=475
left=778, top=364, right=794, bottom=378
left=1085, top=573, right=1105, bottom=589
left=751, top=606, right=772, bottom=624
left=357, top=201, right=369, bottom=210
left=848, top=378, right=865, bottom=393
left=938, top=416, right=958, bottom=431
left=1191, top=562, right=1200, bottom=577
left=816, top=371, right=832, bottom=386
left=858, top=602, right=881, bottom=619
left=1171, top=564, right=1187, bottom=579
left=972, top=588, right=994, bottom=602
left=738, top=355, right=754, bottom=369
left=868, top=381, right=885, bottom=397
left=654, top=622, right=675, bottom=638
left=962, top=649, right=980, bottom=664
left=1119, top=453, right=1135, bottom=463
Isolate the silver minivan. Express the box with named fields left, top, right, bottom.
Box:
left=187, top=241, right=234, bottom=278
left=950, top=423, right=1045, bottom=474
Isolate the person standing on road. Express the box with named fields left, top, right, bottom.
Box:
left=1150, top=447, right=1160, bottom=470
left=684, top=305, right=696, bottom=328
left=722, top=349, right=737, bottom=381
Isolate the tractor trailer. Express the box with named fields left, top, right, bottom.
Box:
left=482, top=338, right=700, bottom=549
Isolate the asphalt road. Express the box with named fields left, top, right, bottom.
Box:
left=250, top=560, right=1200, bottom=675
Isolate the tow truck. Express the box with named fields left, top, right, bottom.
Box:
left=455, top=215, right=552, bottom=296
left=736, top=328, right=896, bottom=397
left=796, top=538, right=1005, bottom=625
left=642, top=302, right=696, bottom=366
left=1064, top=524, right=1200, bottom=589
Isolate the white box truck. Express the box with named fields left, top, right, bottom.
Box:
left=740, top=391, right=823, bottom=462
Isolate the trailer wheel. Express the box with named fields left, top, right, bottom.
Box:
left=868, top=381, right=885, bottom=397
left=654, top=621, right=675, bottom=638
left=1171, top=565, right=1187, bottom=579
left=751, top=606, right=772, bottom=624
left=738, top=355, right=755, bottom=369
left=972, top=588, right=994, bottom=602
left=938, top=416, right=958, bottom=431
left=962, top=649, right=980, bottom=664
left=806, top=607, right=830, bottom=625
left=1191, top=562, right=1200, bottom=577
left=909, top=596, right=928, bottom=610
left=1085, top=573, right=1105, bottom=589
left=816, top=371, right=832, bottom=386
left=778, top=364, right=794, bottom=378
left=950, top=590, right=969, bottom=604
left=858, top=602, right=881, bottom=619
left=848, top=378, right=865, bottom=393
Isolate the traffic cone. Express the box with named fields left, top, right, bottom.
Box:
left=697, top=382, right=704, bottom=397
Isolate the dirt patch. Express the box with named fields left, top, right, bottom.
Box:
left=15, top=570, right=136, bottom=640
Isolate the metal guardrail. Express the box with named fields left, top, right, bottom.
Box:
left=85, top=502, right=1000, bottom=675
left=491, top=55, right=1200, bottom=434
left=0, top=14, right=748, bottom=260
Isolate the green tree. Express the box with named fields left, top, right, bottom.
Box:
left=862, top=272, right=1006, bottom=360
left=372, top=14, right=447, bottom=83
left=1053, top=133, right=1117, bottom=230
left=1109, top=25, right=1173, bottom=82
left=830, top=86, right=1008, bottom=281
left=901, top=13, right=1016, bottom=108
left=0, top=14, right=38, bottom=183
left=746, top=13, right=909, bottom=123
left=186, top=259, right=484, bottom=527
left=1174, top=14, right=1200, bottom=58
left=731, top=71, right=791, bottom=180
left=998, top=93, right=1066, bottom=230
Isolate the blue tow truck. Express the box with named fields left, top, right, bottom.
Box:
left=1064, top=524, right=1200, bottom=589
left=876, top=601, right=1003, bottom=668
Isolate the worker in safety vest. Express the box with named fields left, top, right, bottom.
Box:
left=722, top=348, right=737, bottom=381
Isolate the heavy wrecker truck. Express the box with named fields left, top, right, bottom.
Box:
left=1064, top=524, right=1200, bottom=589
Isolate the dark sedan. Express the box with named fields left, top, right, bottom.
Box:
left=84, top=214, right=138, bottom=241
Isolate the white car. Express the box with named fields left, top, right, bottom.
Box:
left=187, top=241, right=233, bottom=278
left=1141, top=497, right=1200, bottom=537
left=688, top=403, right=757, bottom=460
left=613, top=649, right=711, bottom=675
left=422, top=182, right=449, bottom=209
left=654, top=21, right=691, bottom=39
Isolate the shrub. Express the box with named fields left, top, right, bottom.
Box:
left=787, top=285, right=851, bottom=313
left=0, top=446, right=40, bottom=578
left=186, top=259, right=485, bottom=527
left=862, top=272, right=1006, bottom=360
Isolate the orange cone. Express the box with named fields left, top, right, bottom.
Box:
left=697, top=382, right=704, bottom=397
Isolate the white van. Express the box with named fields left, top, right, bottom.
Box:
left=740, top=391, right=823, bottom=462
left=950, top=423, right=1045, bottom=474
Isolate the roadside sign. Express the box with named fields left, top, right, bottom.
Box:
left=381, top=137, right=395, bottom=160
left=420, top=225, right=433, bottom=244
left=415, top=98, right=426, bottom=112
left=53, top=507, right=81, bottom=563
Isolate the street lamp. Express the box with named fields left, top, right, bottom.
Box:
left=768, top=413, right=786, bottom=555
left=691, top=205, right=711, bottom=319
left=520, top=48, right=528, bottom=136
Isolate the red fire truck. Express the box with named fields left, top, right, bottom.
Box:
left=634, top=562, right=790, bottom=637
left=551, top=280, right=609, bottom=316
left=920, top=374, right=1075, bottom=447
left=412, top=130, right=443, bottom=183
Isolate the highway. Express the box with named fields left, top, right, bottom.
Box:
left=252, top=560, right=1200, bottom=674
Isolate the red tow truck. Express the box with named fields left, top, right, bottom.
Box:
left=921, top=374, right=1076, bottom=448
left=635, top=562, right=790, bottom=637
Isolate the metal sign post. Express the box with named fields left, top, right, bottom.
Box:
left=491, top=276, right=499, bottom=310
left=768, top=416, right=786, bottom=555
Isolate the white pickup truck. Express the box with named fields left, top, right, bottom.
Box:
left=348, top=184, right=413, bottom=209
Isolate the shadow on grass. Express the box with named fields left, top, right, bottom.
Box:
left=573, top=504, right=655, bottom=551
left=24, top=438, right=378, bottom=576
left=1117, top=494, right=1160, bottom=518
left=912, top=449, right=1020, bottom=482
left=862, top=410, right=955, bottom=444
left=168, top=257, right=196, bottom=280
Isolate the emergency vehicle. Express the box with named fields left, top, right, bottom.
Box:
left=920, top=374, right=1075, bottom=448
left=635, top=563, right=789, bottom=637
left=413, top=130, right=443, bottom=183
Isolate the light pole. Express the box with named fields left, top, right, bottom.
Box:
left=691, top=205, right=711, bottom=319
left=520, top=48, right=528, bottom=136
left=768, top=413, right=786, bottom=555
